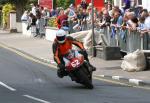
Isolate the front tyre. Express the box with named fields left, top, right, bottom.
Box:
left=76, top=68, right=93, bottom=89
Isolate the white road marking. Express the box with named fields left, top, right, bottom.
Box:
left=99, top=75, right=105, bottom=77
left=129, top=79, right=142, bottom=85
left=0, top=81, right=16, bottom=91
left=112, top=76, right=122, bottom=80
left=23, top=95, right=51, bottom=103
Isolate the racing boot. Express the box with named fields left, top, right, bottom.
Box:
left=57, top=69, right=68, bottom=78
left=81, top=50, right=96, bottom=71
left=89, top=63, right=96, bottom=71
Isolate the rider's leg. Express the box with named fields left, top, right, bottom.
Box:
left=79, top=50, right=96, bottom=71
left=57, top=61, right=68, bottom=78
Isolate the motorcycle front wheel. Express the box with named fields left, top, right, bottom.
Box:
left=75, top=68, right=93, bottom=89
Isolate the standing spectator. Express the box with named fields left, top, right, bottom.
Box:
left=28, top=13, right=37, bottom=27
left=80, top=0, right=88, bottom=10
left=27, top=13, right=37, bottom=32
left=97, top=11, right=103, bottom=23
left=73, top=8, right=84, bottom=32
left=21, top=10, right=29, bottom=21
left=142, top=10, right=150, bottom=31
left=68, top=4, right=76, bottom=21
left=144, top=10, right=150, bottom=31
left=50, top=9, right=56, bottom=17
left=31, top=3, right=37, bottom=16
left=86, top=3, right=92, bottom=22
left=107, top=3, right=112, bottom=16
left=111, top=11, right=123, bottom=27
left=35, top=5, right=42, bottom=37
left=126, top=12, right=138, bottom=30
left=138, top=17, right=145, bottom=30
left=123, top=0, right=131, bottom=12
left=57, top=9, right=68, bottom=29
left=130, top=0, right=137, bottom=8
left=42, top=7, right=50, bottom=26
left=99, top=10, right=111, bottom=27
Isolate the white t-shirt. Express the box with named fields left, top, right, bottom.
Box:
left=32, top=6, right=36, bottom=16
left=144, top=16, right=150, bottom=30
left=21, top=14, right=28, bottom=21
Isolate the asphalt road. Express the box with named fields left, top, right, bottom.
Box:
left=0, top=47, right=150, bottom=103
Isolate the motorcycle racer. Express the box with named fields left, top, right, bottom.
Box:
left=52, top=29, right=96, bottom=78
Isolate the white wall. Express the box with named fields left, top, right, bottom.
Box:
left=114, top=0, right=150, bottom=11
left=114, top=0, right=121, bottom=7
left=142, top=0, right=150, bottom=11
left=16, top=22, right=22, bottom=32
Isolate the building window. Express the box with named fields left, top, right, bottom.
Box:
left=137, top=0, right=142, bottom=6
left=121, top=0, right=142, bottom=7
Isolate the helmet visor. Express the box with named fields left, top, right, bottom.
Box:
left=56, top=35, right=66, bottom=43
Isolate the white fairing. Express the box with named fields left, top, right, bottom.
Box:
left=63, top=58, right=70, bottom=67
left=63, top=50, right=82, bottom=67
left=74, top=50, right=82, bottom=58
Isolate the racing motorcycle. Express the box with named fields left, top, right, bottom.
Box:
left=63, top=49, right=93, bottom=89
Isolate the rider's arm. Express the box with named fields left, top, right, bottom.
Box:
left=67, top=36, right=85, bottom=50
left=52, top=42, right=61, bottom=65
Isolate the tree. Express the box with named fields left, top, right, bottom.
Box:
left=0, top=0, right=28, bottom=22
left=56, top=0, right=71, bottom=9
left=64, top=0, right=70, bottom=9
left=0, top=0, right=37, bottom=22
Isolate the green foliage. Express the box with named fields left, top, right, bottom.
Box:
left=48, top=17, right=57, bottom=27
left=2, top=3, right=14, bottom=26
left=64, top=0, right=70, bottom=9
left=25, top=0, right=38, bottom=10
left=56, top=0, right=71, bottom=9
left=0, top=0, right=29, bottom=10
left=0, top=0, right=27, bottom=5
left=28, top=0, right=38, bottom=4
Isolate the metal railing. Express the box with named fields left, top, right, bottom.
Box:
left=36, top=17, right=150, bottom=53
left=101, top=26, right=150, bottom=53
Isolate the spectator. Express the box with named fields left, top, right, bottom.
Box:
left=80, top=0, right=88, bottom=10
left=126, top=12, right=137, bottom=30
left=42, top=7, right=50, bottom=26
left=21, top=10, right=29, bottom=21
left=35, top=5, right=42, bottom=37
left=50, top=9, right=56, bottom=17
left=131, top=16, right=138, bottom=27
left=144, top=11, right=150, bottom=31
left=99, top=10, right=111, bottom=27
left=68, top=4, right=77, bottom=21
left=97, top=11, right=103, bottom=22
left=104, top=2, right=108, bottom=10
left=57, top=9, right=68, bottom=29
left=27, top=13, right=37, bottom=31
left=130, top=0, right=137, bottom=8
left=111, top=11, right=123, bottom=27
left=138, top=16, right=145, bottom=30
left=31, top=3, right=37, bottom=16
left=123, top=0, right=131, bottom=11
left=107, top=3, right=112, bottom=16
left=138, top=9, right=150, bottom=32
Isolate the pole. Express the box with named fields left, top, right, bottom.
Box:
left=52, top=0, right=53, bottom=9
left=91, top=0, right=96, bottom=57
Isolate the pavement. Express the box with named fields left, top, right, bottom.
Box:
left=0, top=30, right=150, bottom=88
